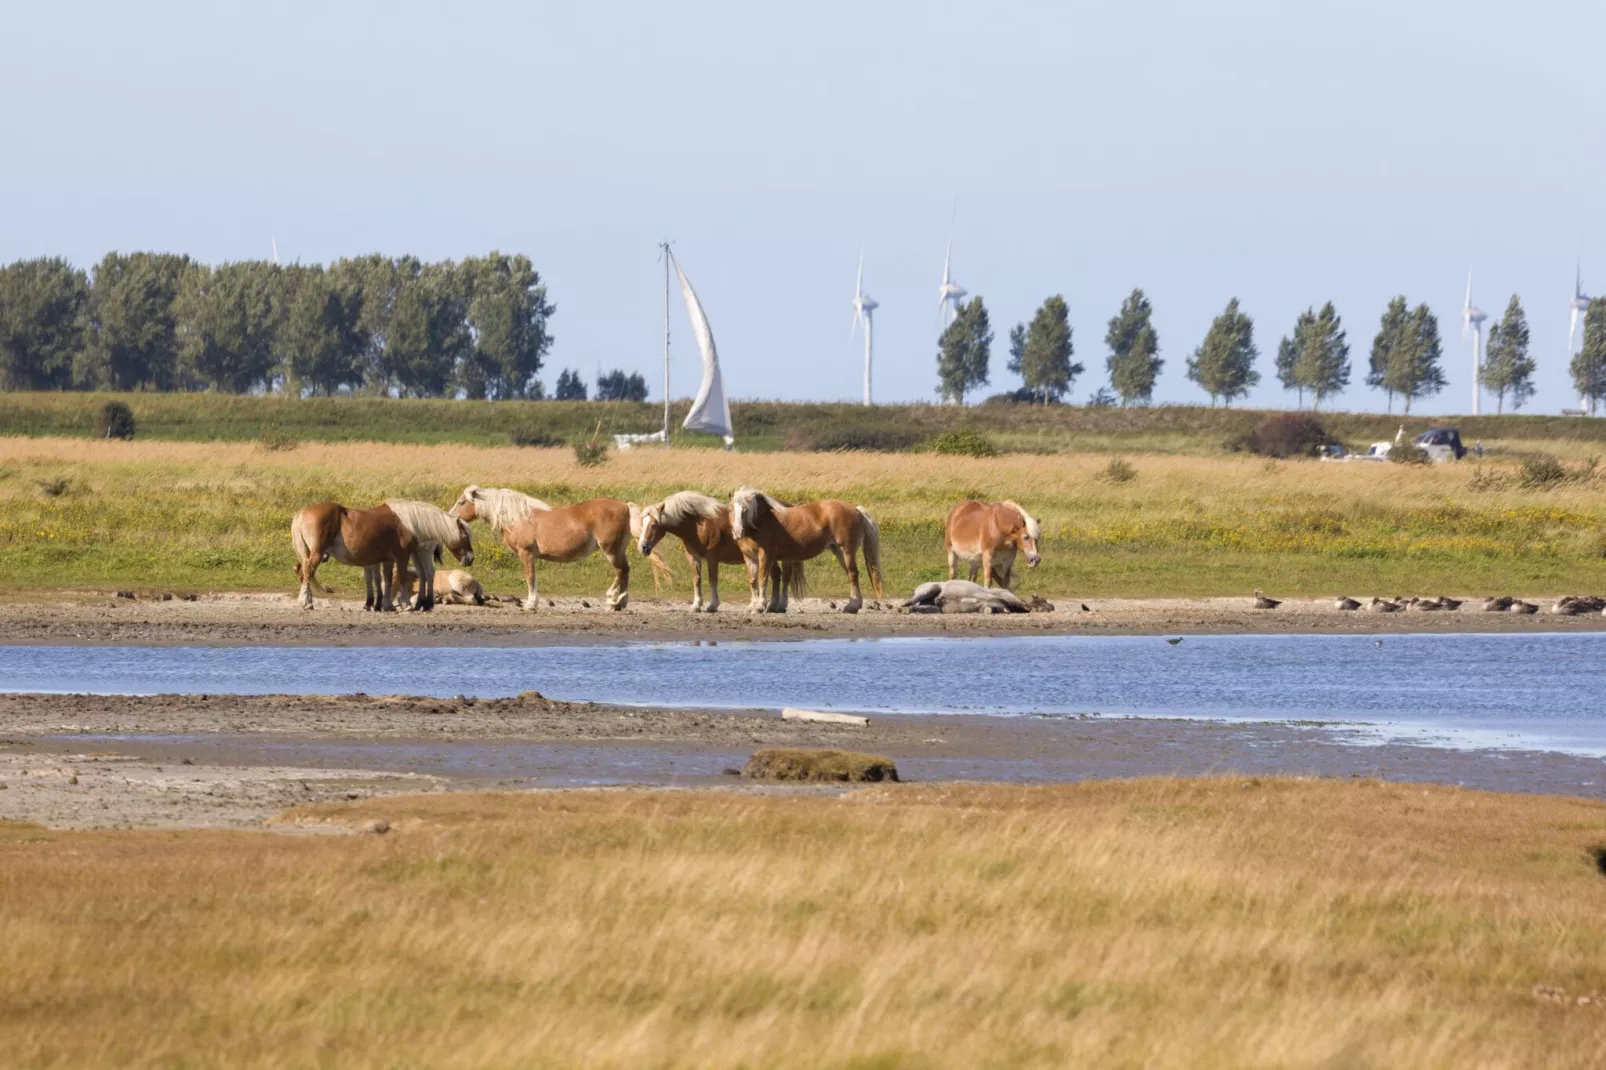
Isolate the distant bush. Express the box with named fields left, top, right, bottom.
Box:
left=1098, top=458, right=1137, bottom=484
left=923, top=428, right=1000, bottom=458
left=1085, top=386, right=1118, bottom=409
left=510, top=424, right=566, bottom=448
left=1517, top=453, right=1568, bottom=488
left=553, top=369, right=587, bottom=401
left=257, top=425, right=299, bottom=452
left=96, top=401, right=135, bottom=440
left=573, top=439, right=609, bottom=467
left=808, top=426, right=923, bottom=453
left=984, top=388, right=1061, bottom=405
left=1248, top=413, right=1338, bottom=459
left=595, top=370, right=648, bottom=402
left=1388, top=444, right=1431, bottom=466
left=37, top=476, right=71, bottom=498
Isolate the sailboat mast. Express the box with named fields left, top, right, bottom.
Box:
left=661, top=242, right=672, bottom=442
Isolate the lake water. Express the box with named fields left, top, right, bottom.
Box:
left=1, top=633, right=1601, bottom=756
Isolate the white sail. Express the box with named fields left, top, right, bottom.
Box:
left=673, top=255, right=735, bottom=447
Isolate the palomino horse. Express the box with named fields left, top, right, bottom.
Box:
left=398, top=568, right=491, bottom=606
left=290, top=502, right=422, bottom=611
left=450, top=486, right=643, bottom=611
left=369, top=499, right=474, bottom=611
left=729, top=487, right=883, bottom=613
left=637, top=490, right=805, bottom=612
left=944, top=500, right=1041, bottom=589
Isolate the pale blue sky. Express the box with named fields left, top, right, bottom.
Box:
left=3, top=0, right=1601, bottom=414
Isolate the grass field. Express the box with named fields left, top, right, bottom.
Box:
left=4, top=778, right=1606, bottom=1068
left=6, top=390, right=1606, bottom=456
left=2, top=435, right=1605, bottom=599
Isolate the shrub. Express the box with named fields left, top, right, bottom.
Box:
left=1388, top=444, right=1431, bottom=466
left=257, top=425, right=299, bottom=452
left=36, top=476, right=71, bottom=498
left=811, top=426, right=923, bottom=453
left=1466, top=465, right=1504, bottom=492
left=510, top=425, right=565, bottom=449
left=96, top=401, right=135, bottom=440
left=741, top=748, right=899, bottom=783
left=1517, top=454, right=1568, bottom=488
left=573, top=439, right=609, bottom=467
left=924, top=428, right=1000, bottom=458
left=1098, top=458, right=1137, bottom=484
left=1248, top=413, right=1338, bottom=459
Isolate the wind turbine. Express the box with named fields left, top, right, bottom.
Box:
left=936, top=238, right=966, bottom=330
left=1570, top=263, right=1592, bottom=412
left=1462, top=268, right=1487, bottom=416
left=849, top=253, right=878, bottom=405
left=271, top=238, right=279, bottom=265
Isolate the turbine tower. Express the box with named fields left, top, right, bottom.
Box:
left=1462, top=268, right=1487, bottom=416
left=936, top=238, right=966, bottom=329
left=849, top=253, right=878, bottom=406
left=1570, top=264, right=1592, bottom=407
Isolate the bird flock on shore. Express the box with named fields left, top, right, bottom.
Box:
left=1248, top=591, right=1606, bottom=615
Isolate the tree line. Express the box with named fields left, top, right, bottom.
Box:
left=940, top=289, right=1606, bottom=413
left=0, top=252, right=556, bottom=398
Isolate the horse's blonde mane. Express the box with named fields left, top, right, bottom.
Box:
left=458, top=485, right=551, bottom=535
left=387, top=500, right=469, bottom=548
left=730, top=486, right=786, bottom=539
left=1002, top=500, right=1041, bottom=540
left=657, top=490, right=725, bottom=526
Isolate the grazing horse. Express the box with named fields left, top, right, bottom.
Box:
left=451, top=487, right=638, bottom=611
left=637, top=490, right=805, bottom=612
left=729, top=486, right=883, bottom=613
left=944, top=500, right=1042, bottom=589
left=371, top=499, right=475, bottom=611
left=290, top=502, right=420, bottom=611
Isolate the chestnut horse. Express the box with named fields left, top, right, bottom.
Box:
left=637, top=490, right=805, bottom=612
left=944, top=500, right=1041, bottom=589
left=729, top=487, right=883, bottom=613
left=290, top=502, right=422, bottom=611
left=369, top=499, right=475, bottom=611
left=450, top=486, right=639, bottom=610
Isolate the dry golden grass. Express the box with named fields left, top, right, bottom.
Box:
left=3, top=435, right=1606, bottom=596
left=741, top=748, right=900, bottom=782
left=5, top=779, right=1606, bottom=1068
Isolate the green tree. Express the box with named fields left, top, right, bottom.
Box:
left=174, top=261, right=280, bottom=393
left=1480, top=295, right=1535, bottom=414
left=1573, top=299, right=1606, bottom=415
left=82, top=252, right=192, bottom=390
left=1105, top=289, right=1161, bottom=406
left=1275, top=308, right=1316, bottom=408
left=0, top=257, right=88, bottom=390
left=278, top=268, right=364, bottom=396
left=1296, top=302, right=1350, bottom=409
left=1367, top=297, right=1410, bottom=412
left=936, top=297, right=992, bottom=404
left=554, top=368, right=587, bottom=400
left=1013, top=295, right=1081, bottom=403
left=596, top=369, right=647, bottom=401
left=386, top=263, right=468, bottom=397
left=328, top=254, right=406, bottom=393
left=460, top=252, right=555, bottom=399
left=1186, top=298, right=1259, bottom=407
left=1383, top=303, right=1447, bottom=415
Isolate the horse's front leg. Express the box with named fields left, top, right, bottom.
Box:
left=519, top=549, right=540, bottom=611
left=606, top=546, right=630, bottom=611
left=768, top=561, right=788, bottom=613
left=413, top=548, right=435, bottom=612
left=744, top=549, right=767, bottom=612
left=705, top=559, right=720, bottom=613
left=689, top=553, right=705, bottom=612
left=979, top=550, right=994, bottom=590
left=947, top=546, right=959, bottom=582
left=836, top=546, right=863, bottom=614
left=362, top=566, right=376, bottom=611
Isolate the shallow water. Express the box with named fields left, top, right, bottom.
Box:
left=2, top=633, right=1602, bottom=756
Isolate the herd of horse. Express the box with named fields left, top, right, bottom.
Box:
left=290, top=487, right=1043, bottom=615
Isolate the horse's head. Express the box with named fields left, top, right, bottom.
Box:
left=730, top=487, right=763, bottom=539
left=637, top=503, right=665, bottom=557
left=1010, top=505, right=1043, bottom=569
left=449, top=485, right=482, bottom=523
left=452, top=516, right=475, bottom=566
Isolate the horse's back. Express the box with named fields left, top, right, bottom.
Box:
left=944, top=499, right=990, bottom=549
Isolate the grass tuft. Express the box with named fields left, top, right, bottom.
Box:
left=742, top=748, right=899, bottom=783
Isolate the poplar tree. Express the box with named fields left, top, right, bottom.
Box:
left=936, top=297, right=992, bottom=404
left=1368, top=297, right=1410, bottom=413
left=1382, top=303, right=1446, bottom=415
left=1296, top=302, right=1350, bottom=409
left=1276, top=308, right=1316, bottom=408
left=1014, top=295, right=1080, bottom=403
left=1186, top=298, right=1259, bottom=407
left=0, top=257, right=87, bottom=390
left=1573, top=299, right=1606, bottom=415
left=1480, top=295, right=1535, bottom=414
left=1105, top=288, right=1161, bottom=406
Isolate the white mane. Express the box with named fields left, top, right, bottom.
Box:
left=455, top=485, right=551, bottom=535
left=730, top=486, right=786, bottom=539
left=1002, top=500, right=1041, bottom=540
left=386, top=500, right=469, bottom=548
left=656, top=490, right=725, bottom=527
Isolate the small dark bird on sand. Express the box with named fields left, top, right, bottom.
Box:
left=1081, top=603, right=1092, bottom=612
left=1252, top=588, right=1281, bottom=610
left=1334, top=596, right=1361, bottom=611
left=1166, top=637, right=1183, bottom=646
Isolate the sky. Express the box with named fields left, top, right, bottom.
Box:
left=2, top=0, right=1602, bottom=415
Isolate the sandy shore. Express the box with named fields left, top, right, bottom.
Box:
left=1, top=591, right=1602, bottom=646
left=2, top=691, right=1603, bottom=829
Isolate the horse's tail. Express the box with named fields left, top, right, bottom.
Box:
left=783, top=560, right=808, bottom=600
left=856, top=507, right=884, bottom=599
left=290, top=511, right=334, bottom=593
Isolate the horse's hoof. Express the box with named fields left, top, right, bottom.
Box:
left=611, top=596, right=629, bottom=611
left=841, top=602, right=862, bottom=614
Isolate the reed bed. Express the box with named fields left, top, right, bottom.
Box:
left=2, top=436, right=1605, bottom=597
left=3, top=778, right=1606, bottom=1068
